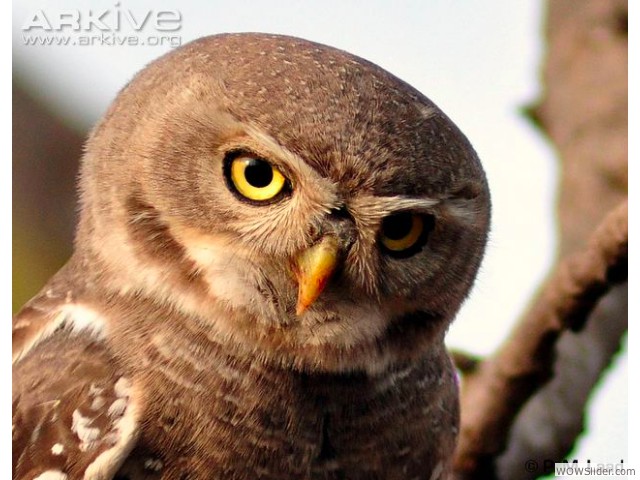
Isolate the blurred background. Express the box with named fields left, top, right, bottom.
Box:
left=12, top=1, right=627, bottom=477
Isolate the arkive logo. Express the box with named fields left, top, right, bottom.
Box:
left=22, top=3, right=182, bottom=32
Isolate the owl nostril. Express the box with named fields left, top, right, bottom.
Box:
left=326, top=207, right=357, bottom=252
left=307, top=224, right=321, bottom=240
left=341, top=231, right=357, bottom=251
left=329, top=205, right=352, bottom=220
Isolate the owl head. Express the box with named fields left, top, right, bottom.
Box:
left=77, top=33, right=490, bottom=373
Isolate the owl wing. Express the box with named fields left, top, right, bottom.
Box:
left=12, top=291, right=140, bottom=480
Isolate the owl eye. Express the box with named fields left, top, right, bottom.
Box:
left=226, top=155, right=288, bottom=202
left=380, top=212, right=434, bottom=256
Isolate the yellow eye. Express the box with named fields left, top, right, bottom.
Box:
left=228, top=156, right=287, bottom=202
left=380, top=212, right=433, bottom=256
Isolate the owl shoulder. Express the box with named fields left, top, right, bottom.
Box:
left=13, top=293, right=141, bottom=480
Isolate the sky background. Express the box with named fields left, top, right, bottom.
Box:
left=11, top=0, right=630, bottom=475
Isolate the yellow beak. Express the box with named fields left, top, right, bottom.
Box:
left=294, top=236, right=339, bottom=315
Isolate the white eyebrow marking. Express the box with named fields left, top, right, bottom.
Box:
left=350, top=195, right=440, bottom=221
left=445, top=198, right=484, bottom=224
left=374, top=196, right=440, bottom=213
left=352, top=192, right=483, bottom=226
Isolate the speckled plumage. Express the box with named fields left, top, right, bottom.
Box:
left=13, top=33, right=490, bottom=479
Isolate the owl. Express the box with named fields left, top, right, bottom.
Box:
left=12, top=33, right=490, bottom=480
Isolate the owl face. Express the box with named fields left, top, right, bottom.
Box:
left=79, top=34, right=490, bottom=372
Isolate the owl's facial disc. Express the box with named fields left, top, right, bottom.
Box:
left=75, top=33, right=492, bottom=373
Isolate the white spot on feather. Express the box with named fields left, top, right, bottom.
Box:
left=144, top=458, right=164, bottom=471
left=91, top=396, right=106, bottom=410
left=113, top=377, right=131, bottom=398
left=429, top=461, right=444, bottom=480
left=33, top=471, right=67, bottom=480
left=13, top=312, right=66, bottom=363
left=107, top=398, right=127, bottom=418
left=60, top=304, right=106, bottom=339
left=72, top=409, right=101, bottom=445
left=84, top=393, right=140, bottom=480
left=51, top=443, right=64, bottom=455
left=13, top=304, right=108, bottom=364
left=416, top=103, right=436, bottom=119
left=13, top=319, right=31, bottom=329
left=88, top=383, right=104, bottom=396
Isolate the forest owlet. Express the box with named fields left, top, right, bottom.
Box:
left=13, top=33, right=490, bottom=480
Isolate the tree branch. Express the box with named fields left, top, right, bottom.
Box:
left=453, top=201, right=628, bottom=479
left=450, top=350, right=482, bottom=375
left=491, top=1, right=628, bottom=476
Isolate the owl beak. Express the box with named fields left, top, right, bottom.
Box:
left=294, top=236, right=339, bottom=315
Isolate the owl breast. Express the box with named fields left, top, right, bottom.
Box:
left=114, top=313, right=457, bottom=480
